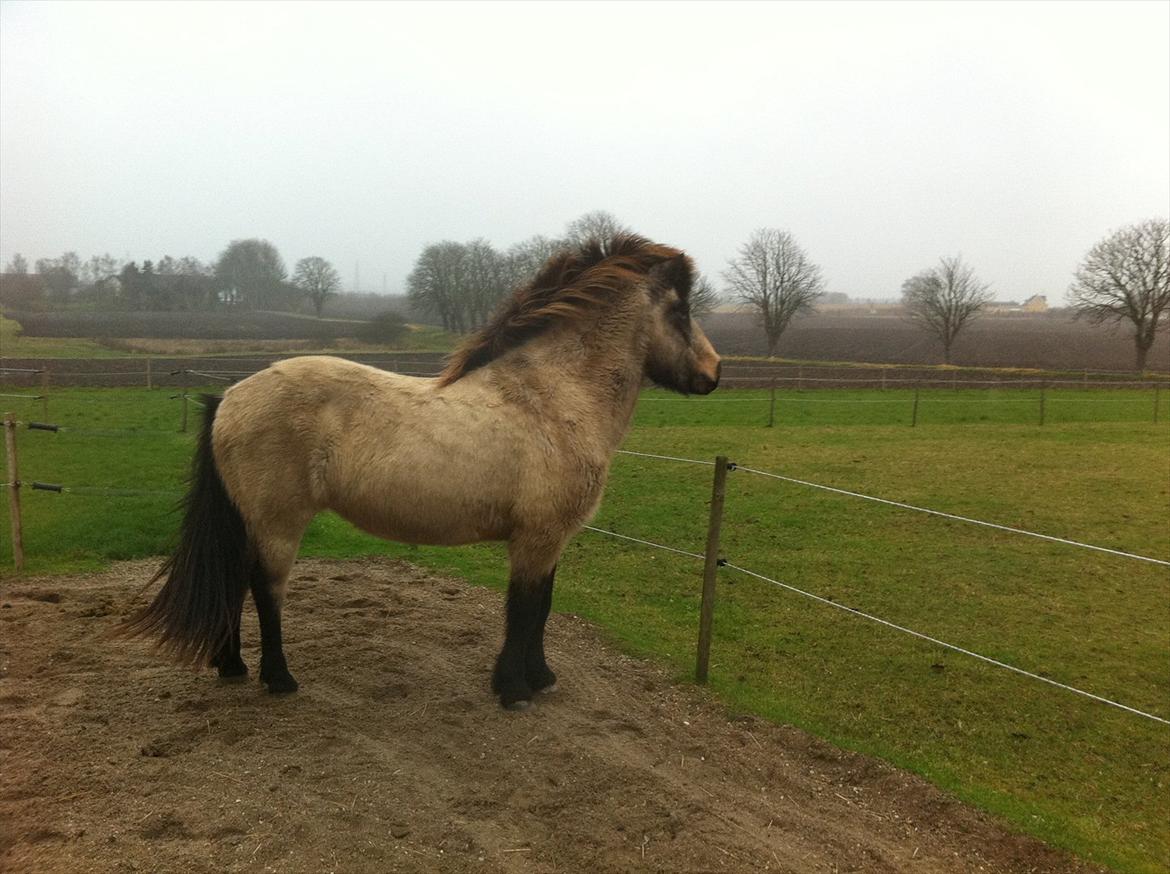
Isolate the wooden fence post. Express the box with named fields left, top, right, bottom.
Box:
left=39, top=368, right=49, bottom=420
left=1155, top=385, right=1161, bottom=425
left=1039, top=383, right=1047, bottom=426
left=4, top=413, right=24, bottom=572
left=180, top=370, right=189, bottom=434
left=768, top=379, right=776, bottom=428
left=696, top=456, right=729, bottom=684
left=911, top=388, right=920, bottom=427
left=146, top=357, right=153, bottom=390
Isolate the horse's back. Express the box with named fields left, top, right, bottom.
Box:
left=211, top=358, right=412, bottom=525
left=211, top=356, right=524, bottom=546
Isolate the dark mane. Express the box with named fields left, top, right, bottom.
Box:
left=437, top=233, right=693, bottom=386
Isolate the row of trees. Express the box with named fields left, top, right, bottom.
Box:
left=722, top=218, right=1168, bottom=371
left=6, top=214, right=1165, bottom=368
left=406, top=212, right=720, bottom=332
left=3, top=241, right=342, bottom=317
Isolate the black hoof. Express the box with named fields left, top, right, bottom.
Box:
left=498, top=687, right=533, bottom=710
left=492, top=669, right=532, bottom=710
left=263, top=674, right=299, bottom=694
left=215, top=657, right=248, bottom=680
left=262, top=669, right=299, bottom=697
left=527, top=665, right=557, bottom=693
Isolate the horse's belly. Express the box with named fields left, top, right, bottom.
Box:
left=330, top=492, right=510, bottom=547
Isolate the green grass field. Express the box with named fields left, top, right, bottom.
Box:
left=0, top=313, right=459, bottom=357
left=0, top=313, right=124, bottom=357
left=2, top=385, right=1167, bottom=872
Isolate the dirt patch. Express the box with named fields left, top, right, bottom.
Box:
left=0, top=558, right=1100, bottom=873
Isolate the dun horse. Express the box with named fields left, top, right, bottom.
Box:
left=124, top=234, right=721, bottom=709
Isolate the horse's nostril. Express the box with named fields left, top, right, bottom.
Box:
left=693, top=370, right=719, bottom=395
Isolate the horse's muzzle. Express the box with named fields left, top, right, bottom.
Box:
left=691, top=361, right=721, bottom=395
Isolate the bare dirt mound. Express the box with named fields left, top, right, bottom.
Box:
left=0, top=558, right=1100, bottom=874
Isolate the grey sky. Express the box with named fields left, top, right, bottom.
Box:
left=1, top=0, right=1167, bottom=301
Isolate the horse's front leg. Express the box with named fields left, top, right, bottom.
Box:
left=492, top=561, right=558, bottom=710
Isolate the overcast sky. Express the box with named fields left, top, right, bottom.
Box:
left=1, top=1, right=1167, bottom=301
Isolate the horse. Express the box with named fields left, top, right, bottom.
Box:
left=123, top=233, right=721, bottom=709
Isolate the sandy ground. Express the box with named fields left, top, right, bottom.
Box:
left=0, top=557, right=1100, bottom=874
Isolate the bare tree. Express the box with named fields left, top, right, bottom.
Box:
left=5, top=253, right=28, bottom=274
left=215, top=239, right=286, bottom=310
left=563, top=210, right=629, bottom=248
left=723, top=229, right=824, bottom=357
left=901, top=256, right=992, bottom=365
left=81, top=253, right=121, bottom=285
left=504, top=235, right=565, bottom=289
left=462, top=238, right=510, bottom=328
left=293, top=256, right=342, bottom=317
left=689, top=272, right=720, bottom=320
left=35, top=252, right=82, bottom=302
left=1069, top=218, right=1169, bottom=372
left=407, top=241, right=469, bottom=332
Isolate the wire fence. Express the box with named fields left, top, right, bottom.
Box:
left=4, top=359, right=1168, bottom=432
left=4, top=357, right=1168, bottom=387
left=580, top=521, right=1168, bottom=725
left=602, top=450, right=1169, bottom=725
left=3, top=395, right=1167, bottom=727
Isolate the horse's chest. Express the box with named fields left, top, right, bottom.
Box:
left=547, top=459, right=608, bottom=523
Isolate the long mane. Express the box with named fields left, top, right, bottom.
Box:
left=438, top=233, right=693, bottom=386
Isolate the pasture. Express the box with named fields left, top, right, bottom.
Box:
left=703, top=310, right=1170, bottom=373
left=0, top=312, right=460, bottom=358
left=1, top=384, right=1167, bottom=872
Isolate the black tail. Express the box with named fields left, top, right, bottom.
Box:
left=121, top=395, right=255, bottom=666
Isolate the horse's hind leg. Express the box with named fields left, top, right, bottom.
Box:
left=211, top=594, right=247, bottom=680
left=251, top=531, right=306, bottom=694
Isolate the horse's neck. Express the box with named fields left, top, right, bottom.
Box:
left=494, top=317, right=646, bottom=454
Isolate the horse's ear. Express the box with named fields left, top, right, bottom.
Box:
left=651, top=253, right=694, bottom=297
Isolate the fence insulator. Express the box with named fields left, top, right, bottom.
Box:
left=31, top=481, right=63, bottom=492
left=27, top=422, right=60, bottom=432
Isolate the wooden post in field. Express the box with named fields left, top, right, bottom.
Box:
left=39, top=368, right=49, bottom=420
left=146, top=358, right=153, bottom=390
left=768, top=378, right=776, bottom=428
left=180, top=370, right=189, bottom=434
left=1155, top=385, right=1161, bottom=424
left=1039, top=383, right=1047, bottom=426
left=4, top=413, right=24, bottom=572
left=911, top=388, right=920, bottom=427
left=696, top=456, right=729, bottom=684
left=881, top=370, right=887, bottom=391
left=797, top=365, right=804, bottom=391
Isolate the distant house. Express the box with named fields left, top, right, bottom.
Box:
left=218, top=286, right=243, bottom=306
left=987, top=296, right=1048, bottom=315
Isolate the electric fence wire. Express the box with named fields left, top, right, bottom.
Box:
left=733, top=464, right=1170, bottom=567
left=613, top=448, right=1168, bottom=566
left=580, top=523, right=1169, bottom=725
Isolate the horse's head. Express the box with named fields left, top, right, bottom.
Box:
left=643, top=254, right=721, bottom=395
